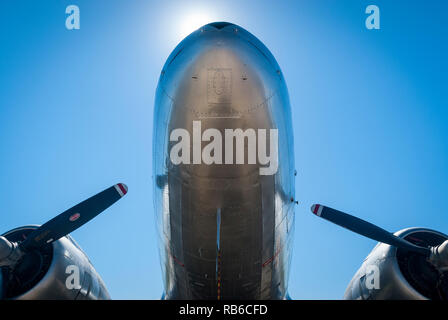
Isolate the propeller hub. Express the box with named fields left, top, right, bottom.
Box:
left=0, top=236, right=23, bottom=268
left=0, top=236, right=13, bottom=261
left=429, top=240, right=448, bottom=271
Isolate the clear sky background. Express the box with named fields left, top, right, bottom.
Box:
left=0, top=0, right=447, bottom=299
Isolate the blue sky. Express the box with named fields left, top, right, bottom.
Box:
left=0, top=0, right=447, bottom=299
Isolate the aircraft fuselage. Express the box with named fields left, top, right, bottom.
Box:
left=153, top=22, right=295, bottom=299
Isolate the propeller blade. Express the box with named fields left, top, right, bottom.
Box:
left=310, top=204, right=431, bottom=256
left=20, top=183, right=128, bottom=251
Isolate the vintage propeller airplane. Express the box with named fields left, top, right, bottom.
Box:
left=1, top=22, right=446, bottom=300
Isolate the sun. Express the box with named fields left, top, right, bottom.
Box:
left=178, top=9, right=217, bottom=39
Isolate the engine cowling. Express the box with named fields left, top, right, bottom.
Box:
left=344, top=227, right=448, bottom=300
left=0, top=226, right=110, bottom=300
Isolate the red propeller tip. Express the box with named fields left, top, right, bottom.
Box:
left=115, top=183, right=128, bottom=197
left=311, top=204, right=323, bottom=216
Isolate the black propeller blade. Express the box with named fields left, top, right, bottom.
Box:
left=19, top=183, right=128, bottom=252
left=310, top=204, right=431, bottom=256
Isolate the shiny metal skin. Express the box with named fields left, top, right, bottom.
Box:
left=0, top=236, right=15, bottom=261
left=153, top=22, right=295, bottom=299
left=344, top=227, right=448, bottom=300
left=1, top=226, right=110, bottom=300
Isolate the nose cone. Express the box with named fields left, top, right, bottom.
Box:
left=202, top=21, right=237, bottom=30
left=158, top=23, right=284, bottom=176
left=158, top=22, right=284, bottom=115
left=155, top=22, right=293, bottom=179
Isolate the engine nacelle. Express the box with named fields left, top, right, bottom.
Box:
left=0, top=226, right=110, bottom=300
left=344, top=227, right=448, bottom=300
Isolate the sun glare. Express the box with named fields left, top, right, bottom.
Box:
left=178, top=10, right=217, bottom=39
